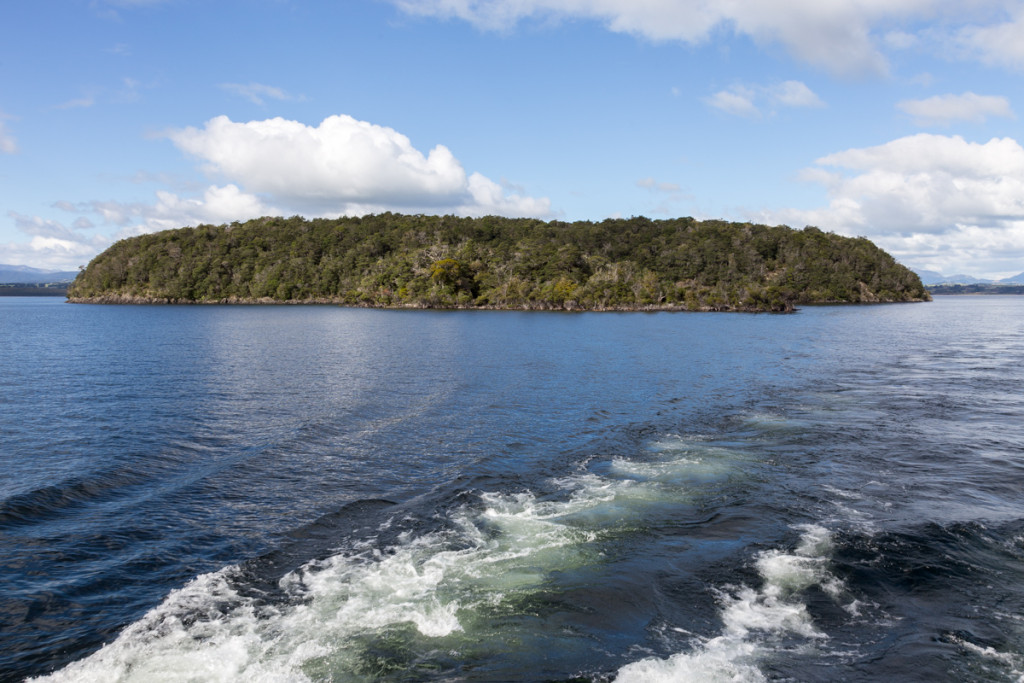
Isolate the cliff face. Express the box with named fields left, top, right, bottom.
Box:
left=68, top=214, right=930, bottom=311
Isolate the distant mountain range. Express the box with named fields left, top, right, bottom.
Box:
left=0, top=264, right=78, bottom=284
left=913, top=269, right=1024, bottom=286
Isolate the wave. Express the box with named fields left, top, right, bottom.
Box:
left=34, top=431, right=782, bottom=681
left=614, top=524, right=847, bottom=683
left=41, top=411, right=1021, bottom=682
left=0, top=470, right=150, bottom=529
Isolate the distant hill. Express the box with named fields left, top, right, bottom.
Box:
left=68, top=214, right=929, bottom=312
left=928, top=284, right=1024, bottom=295
left=0, top=264, right=78, bottom=284
left=913, top=269, right=994, bottom=285
left=947, top=274, right=994, bottom=285
left=997, top=271, right=1024, bottom=284
left=915, top=268, right=1024, bottom=287
left=913, top=269, right=946, bottom=285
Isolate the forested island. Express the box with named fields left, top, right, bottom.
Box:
left=68, top=214, right=929, bottom=312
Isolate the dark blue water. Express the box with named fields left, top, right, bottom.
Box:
left=2, top=296, right=1023, bottom=681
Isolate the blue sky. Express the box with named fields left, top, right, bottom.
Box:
left=2, top=0, right=1023, bottom=277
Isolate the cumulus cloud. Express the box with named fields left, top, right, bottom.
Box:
left=391, top=0, right=969, bottom=76
left=756, top=134, right=1024, bottom=276
left=897, top=92, right=1015, bottom=126
left=220, top=82, right=294, bottom=106
left=5, top=212, right=112, bottom=270
left=144, top=184, right=276, bottom=231
left=705, top=81, right=824, bottom=116
left=167, top=114, right=550, bottom=217
left=9, top=113, right=550, bottom=270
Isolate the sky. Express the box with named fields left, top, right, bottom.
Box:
left=2, top=0, right=1023, bottom=278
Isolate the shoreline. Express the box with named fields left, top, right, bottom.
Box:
left=67, top=294, right=931, bottom=312
left=67, top=294, right=792, bottom=312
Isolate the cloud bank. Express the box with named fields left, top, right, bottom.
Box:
left=392, top=0, right=1019, bottom=77
left=758, top=133, right=1024, bottom=276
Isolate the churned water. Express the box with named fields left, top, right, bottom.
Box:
left=2, top=296, right=1023, bottom=681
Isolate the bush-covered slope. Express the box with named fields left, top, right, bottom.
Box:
left=68, top=214, right=930, bottom=311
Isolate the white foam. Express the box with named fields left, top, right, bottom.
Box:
left=32, top=569, right=299, bottom=683
left=946, top=633, right=1024, bottom=682
left=36, top=432, right=775, bottom=682
left=35, top=469, right=652, bottom=680
left=615, top=525, right=842, bottom=683
left=615, top=638, right=766, bottom=683
left=611, top=437, right=752, bottom=493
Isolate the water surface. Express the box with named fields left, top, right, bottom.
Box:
left=2, top=296, right=1023, bottom=681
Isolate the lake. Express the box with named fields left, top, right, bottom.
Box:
left=2, top=296, right=1023, bottom=681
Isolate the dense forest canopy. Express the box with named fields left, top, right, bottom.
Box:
left=68, top=214, right=929, bottom=311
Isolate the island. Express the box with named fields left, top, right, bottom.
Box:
left=68, top=214, right=930, bottom=312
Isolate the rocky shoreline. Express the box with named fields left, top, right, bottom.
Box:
left=67, top=293, right=931, bottom=312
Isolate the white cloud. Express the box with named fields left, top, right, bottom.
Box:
left=167, top=114, right=550, bottom=217
left=6, top=212, right=112, bottom=270
left=63, top=184, right=276, bottom=236
left=459, top=173, right=552, bottom=216
left=7, top=113, right=549, bottom=270
left=397, top=1, right=1024, bottom=77
left=897, top=91, right=1015, bottom=126
left=773, top=80, right=825, bottom=108
left=884, top=30, right=919, bottom=49
left=220, top=82, right=294, bottom=106
left=391, top=0, right=969, bottom=76
left=48, top=183, right=276, bottom=250
left=756, top=133, right=1024, bottom=276
left=705, top=86, right=760, bottom=117
left=147, top=184, right=276, bottom=230
left=956, top=8, right=1024, bottom=70
left=705, top=81, right=823, bottom=116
